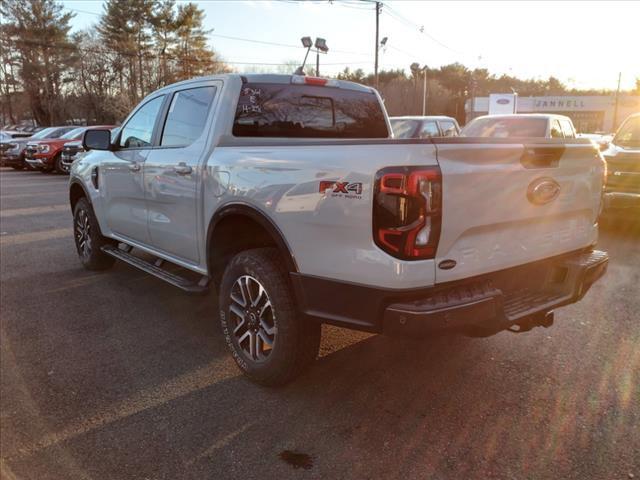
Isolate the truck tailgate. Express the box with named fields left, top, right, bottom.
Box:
left=434, top=141, right=605, bottom=283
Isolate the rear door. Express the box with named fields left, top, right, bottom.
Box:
left=434, top=140, right=604, bottom=283
left=144, top=82, right=220, bottom=263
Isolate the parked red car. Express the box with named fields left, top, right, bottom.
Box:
left=25, top=125, right=115, bottom=173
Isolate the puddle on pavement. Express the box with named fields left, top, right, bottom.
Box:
left=279, top=450, right=314, bottom=470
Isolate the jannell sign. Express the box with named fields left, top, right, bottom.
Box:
left=534, top=98, right=590, bottom=109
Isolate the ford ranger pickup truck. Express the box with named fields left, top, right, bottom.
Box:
left=69, top=74, right=609, bottom=386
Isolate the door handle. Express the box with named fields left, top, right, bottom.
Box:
left=174, top=162, right=192, bottom=175
left=128, top=162, right=141, bottom=172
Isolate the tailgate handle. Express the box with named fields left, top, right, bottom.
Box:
left=521, top=145, right=565, bottom=169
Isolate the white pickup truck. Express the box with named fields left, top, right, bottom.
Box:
left=69, top=74, right=608, bottom=385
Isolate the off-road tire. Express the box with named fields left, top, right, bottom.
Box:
left=73, top=197, right=116, bottom=271
left=219, top=248, right=321, bottom=386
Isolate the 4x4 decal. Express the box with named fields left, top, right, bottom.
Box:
left=319, top=181, right=363, bottom=199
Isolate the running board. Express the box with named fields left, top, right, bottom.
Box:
left=101, top=244, right=210, bottom=294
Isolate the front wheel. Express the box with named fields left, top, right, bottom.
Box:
left=54, top=154, right=67, bottom=174
left=73, top=198, right=116, bottom=270
left=219, top=248, right=321, bottom=386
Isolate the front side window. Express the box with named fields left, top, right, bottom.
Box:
left=233, top=83, right=388, bottom=138
left=550, top=120, right=564, bottom=138
left=161, top=86, right=217, bottom=147
left=614, top=116, right=640, bottom=148
left=419, top=121, right=440, bottom=138
left=119, top=95, right=165, bottom=148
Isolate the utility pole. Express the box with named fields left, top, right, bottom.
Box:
left=422, top=67, right=427, bottom=115
left=613, top=72, right=621, bottom=131
left=374, top=1, right=380, bottom=89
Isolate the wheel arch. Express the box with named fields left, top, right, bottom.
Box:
left=69, top=180, right=91, bottom=212
left=206, top=203, right=298, bottom=285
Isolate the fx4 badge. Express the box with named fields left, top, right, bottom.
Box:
left=319, top=181, right=363, bottom=199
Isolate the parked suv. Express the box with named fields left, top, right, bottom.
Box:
left=60, top=127, right=119, bottom=173
left=26, top=125, right=113, bottom=173
left=70, top=74, right=608, bottom=385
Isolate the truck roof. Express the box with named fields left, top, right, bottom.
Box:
left=390, top=115, right=457, bottom=121
left=154, top=73, right=375, bottom=95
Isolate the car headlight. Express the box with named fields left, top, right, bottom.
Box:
left=38, top=144, right=50, bottom=153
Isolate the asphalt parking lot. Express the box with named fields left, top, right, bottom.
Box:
left=0, top=167, right=638, bottom=480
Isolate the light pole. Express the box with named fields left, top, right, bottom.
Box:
left=314, top=37, right=328, bottom=76
left=295, top=36, right=328, bottom=76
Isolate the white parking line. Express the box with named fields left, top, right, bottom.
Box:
left=0, top=205, right=69, bottom=217
left=0, top=228, right=72, bottom=247
left=0, top=182, right=68, bottom=189
left=0, top=191, right=64, bottom=199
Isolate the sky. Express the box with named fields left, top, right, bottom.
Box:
left=62, top=0, right=640, bottom=91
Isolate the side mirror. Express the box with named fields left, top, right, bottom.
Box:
left=83, top=129, right=112, bottom=151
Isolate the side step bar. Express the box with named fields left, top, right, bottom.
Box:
left=101, top=244, right=210, bottom=294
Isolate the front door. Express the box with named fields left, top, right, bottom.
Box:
left=102, top=94, right=166, bottom=244
left=145, top=83, right=219, bottom=263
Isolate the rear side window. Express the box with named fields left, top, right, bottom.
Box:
left=233, top=83, right=388, bottom=138
left=390, top=119, right=420, bottom=138
left=161, top=86, right=217, bottom=147
left=559, top=119, right=575, bottom=139
left=419, top=121, right=440, bottom=138
left=438, top=120, right=458, bottom=137
left=463, top=117, right=547, bottom=137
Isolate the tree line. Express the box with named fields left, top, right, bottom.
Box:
left=338, top=65, right=640, bottom=121
left=1, top=0, right=638, bottom=127
left=0, top=0, right=227, bottom=126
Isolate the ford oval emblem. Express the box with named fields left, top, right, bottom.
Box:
left=438, top=259, right=457, bottom=270
left=527, top=177, right=561, bottom=205
left=496, top=98, right=510, bottom=105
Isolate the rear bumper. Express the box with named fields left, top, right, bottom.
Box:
left=384, top=250, right=608, bottom=335
left=292, top=249, right=608, bottom=336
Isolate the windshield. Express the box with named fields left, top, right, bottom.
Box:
left=390, top=119, right=421, bottom=139
left=61, top=127, right=87, bottom=140
left=613, top=116, right=640, bottom=148
left=462, top=117, right=547, bottom=137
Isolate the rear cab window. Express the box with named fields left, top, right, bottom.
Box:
left=233, top=82, right=388, bottom=138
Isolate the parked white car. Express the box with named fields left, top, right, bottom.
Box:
left=462, top=114, right=577, bottom=139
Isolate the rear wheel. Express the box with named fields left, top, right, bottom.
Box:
left=219, top=248, right=321, bottom=386
left=73, top=197, right=116, bottom=270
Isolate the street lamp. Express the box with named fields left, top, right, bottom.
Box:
left=295, top=36, right=328, bottom=76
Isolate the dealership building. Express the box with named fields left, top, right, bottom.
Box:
left=465, top=94, right=640, bottom=133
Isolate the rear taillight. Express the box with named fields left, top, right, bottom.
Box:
left=373, top=166, right=442, bottom=260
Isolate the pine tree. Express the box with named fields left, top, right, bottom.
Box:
left=0, top=0, right=75, bottom=125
